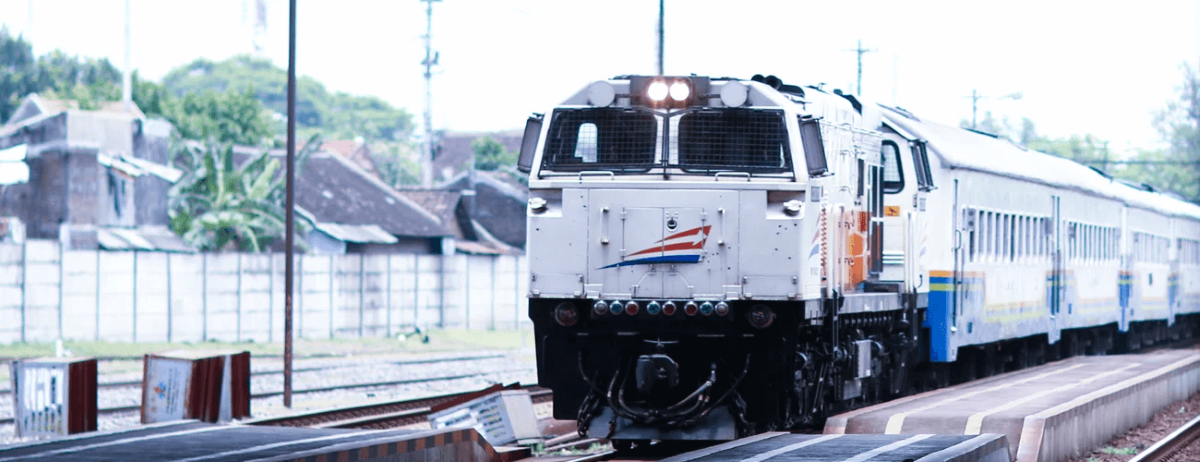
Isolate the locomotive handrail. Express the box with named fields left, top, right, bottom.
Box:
left=714, top=171, right=752, bottom=182
left=577, top=171, right=616, bottom=181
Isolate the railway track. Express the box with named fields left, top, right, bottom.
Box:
left=0, top=367, right=534, bottom=425
left=0, top=352, right=508, bottom=396
left=1130, top=414, right=1200, bottom=462
left=247, top=384, right=551, bottom=429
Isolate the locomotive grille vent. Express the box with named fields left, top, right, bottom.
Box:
left=672, top=109, right=792, bottom=173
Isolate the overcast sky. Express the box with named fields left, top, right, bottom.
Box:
left=2, top=0, right=1198, bottom=154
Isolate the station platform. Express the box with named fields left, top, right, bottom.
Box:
left=0, top=420, right=528, bottom=462
left=661, top=432, right=1010, bottom=462
left=825, top=348, right=1200, bottom=462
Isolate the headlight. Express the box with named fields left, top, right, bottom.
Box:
left=669, top=80, right=690, bottom=101
left=647, top=81, right=669, bottom=102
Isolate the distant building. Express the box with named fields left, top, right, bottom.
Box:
left=0, top=94, right=188, bottom=251
left=432, top=130, right=522, bottom=184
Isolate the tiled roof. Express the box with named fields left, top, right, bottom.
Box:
left=234, top=147, right=450, bottom=239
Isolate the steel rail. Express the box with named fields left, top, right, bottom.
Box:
left=0, top=353, right=509, bottom=396
left=0, top=369, right=536, bottom=425
left=1129, top=414, right=1200, bottom=462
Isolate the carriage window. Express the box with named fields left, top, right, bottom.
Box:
left=881, top=141, right=904, bottom=193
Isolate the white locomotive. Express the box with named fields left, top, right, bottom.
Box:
left=515, top=74, right=1200, bottom=444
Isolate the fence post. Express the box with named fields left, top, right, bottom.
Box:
left=413, top=255, right=420, bottom=328
left=358, top=254, right=365, bottom=337
left=328, top=254, right=335, bottom=339
left=236, top=253, right=243, bottom=342
left=465, top=255, right=470, bottom=331
left=514, top=255, right=520, bottom=331
left=385, top=255, right=392, bottom=338
left=298, top=255, right=304, bottom=339
left=132, top=250, right=138, bottom=343
left=20, top=240, right=26, bottom=342
left=166, top=252, right=172, bottom=342
left=58, top=241, right=64, bottom=340
left=202, top=252, right=208, bottom=341
left=490, top=256, right=497, bottom=331
left=95, top=249, right=101, bottom=341
left=268, top=253, right=275, bottom=343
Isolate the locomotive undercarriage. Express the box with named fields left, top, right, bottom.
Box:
left=529, top=297, right=922, bottom=441
left=532, top=297, right=1200, bottom=444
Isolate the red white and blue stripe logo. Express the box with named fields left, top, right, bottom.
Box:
left=602, top=225, right=711, bottom=269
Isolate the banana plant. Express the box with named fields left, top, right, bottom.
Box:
left=168, top=134, right=321, bottom=252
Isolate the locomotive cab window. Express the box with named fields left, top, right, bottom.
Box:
left=881, top=141, right=904, bottom=193
left=540, top=108, right=658, bottom=172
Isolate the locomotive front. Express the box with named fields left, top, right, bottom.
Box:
left=518, top=76, right=838, bottom=442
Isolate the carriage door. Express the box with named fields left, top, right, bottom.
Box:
left=1049, top=195, right=1064, bottom=343
left=952, top=180, right=963, bottom=330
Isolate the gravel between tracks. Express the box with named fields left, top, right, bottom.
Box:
left=1066, top=390, right=1200, bottom=462
left=0, top=349, right=536, bottom=446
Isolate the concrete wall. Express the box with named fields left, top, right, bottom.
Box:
left=0, top=239, right=531, bottom=344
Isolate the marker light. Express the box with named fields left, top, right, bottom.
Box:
left=646, top=301, right=662, bottom=315
left=669, top=81, right=690, bottom=101
left=647, top=81, right=669, bottom=102
left=554, top=302, right=579, bottom=327
left=593, top=300, right=608, bottom=316
left=684, top=302, right=698, bottom=316
left=699, top=302, right=714, bottom=316
left=610, top=301, right=624, bottom=315
left=783, top=200, right=803, bottom=216
left=714, top=301, right=730, bottom=316
left=720, top=81, right=748, bottom=107
left=748, top=304, right=776, bottom=329
left=662, top=301, right=677, bottom=316
left=528, top=197, right=547, bottom=212
left=625, top=301, right=640, bottom=315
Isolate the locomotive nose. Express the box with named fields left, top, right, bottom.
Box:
left=635, top=354, right=679, bottom=394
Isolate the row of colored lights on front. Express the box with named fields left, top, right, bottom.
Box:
left=592, top=300, right=730, bottom=317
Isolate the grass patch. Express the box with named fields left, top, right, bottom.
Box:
left=1100, top=446, right=1138, bottom=455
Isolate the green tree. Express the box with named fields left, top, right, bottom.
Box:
left=168, top=134, right=320, bottom=252
left=471, top=135, right=516, bottom=171
left=370, top=143, right=423, bottom=187
left=161, top=55, right=414, bottom=142
left=1152, top=63, right=1200, bottom=202
left=168, top=87, right=273, bottom=146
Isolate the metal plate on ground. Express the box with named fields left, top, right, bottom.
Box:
left=661, top=432, right=1010, bottom=462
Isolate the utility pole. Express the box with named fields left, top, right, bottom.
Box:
left=845, top=40, right=874, bottom=95
left=284, top=0, right=297, bottom=409
left=420, top=0, right=441, bottom=188
left=122, top=0, right=131, bottom=112
left=656, top=0, right=664, bottom=75
left=969, top=89, right=981, bottom=130
left=964, top=89, right=1022, bottom=130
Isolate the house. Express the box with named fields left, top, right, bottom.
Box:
left=233, top=146, right=456, bottom=255
left=431, top=130, right=523, bottom=184
left=436, top=170, right=528, bottom=250
left=0, top=94, right=189, bottom=251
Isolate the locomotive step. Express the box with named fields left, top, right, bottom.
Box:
left=825, top=348, right=1200, bottom=462
left=661, top=432, right=1010, bottom=462
left=0, top=420, right=527, bottom=462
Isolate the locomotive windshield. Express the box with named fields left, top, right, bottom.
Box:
left=539, top=107, right=793, bottom=175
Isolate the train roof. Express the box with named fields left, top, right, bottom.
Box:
left=879, top=105, right=1200, bottom=221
